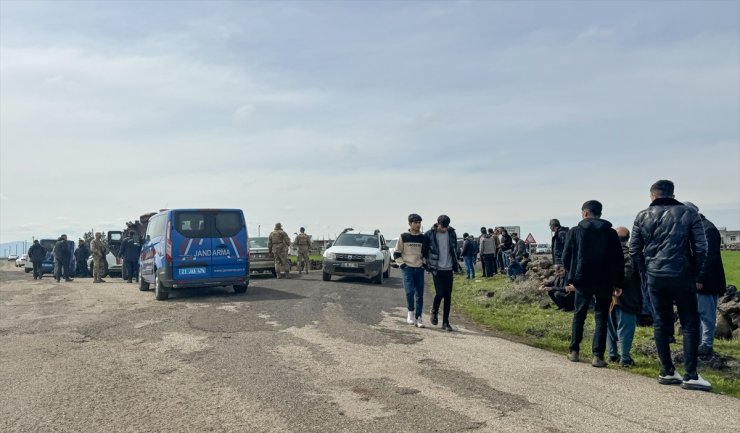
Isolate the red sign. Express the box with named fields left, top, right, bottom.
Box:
left=524, top=233, right=537, bottom=244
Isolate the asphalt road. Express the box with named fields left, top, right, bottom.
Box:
left=1, top=261, right=736, bottom=433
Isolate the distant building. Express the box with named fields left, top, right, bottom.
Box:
left=718, top=227, right=740, bottom=249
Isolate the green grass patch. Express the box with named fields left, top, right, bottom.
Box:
left=721, top=251, right=739, bottom=287
left=453, top=261, right=740, bottom=398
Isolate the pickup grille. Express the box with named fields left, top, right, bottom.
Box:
left=336, top=254, right=365, bottom=262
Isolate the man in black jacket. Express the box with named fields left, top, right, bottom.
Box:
left=684, top=202, right=726, bottom=357
left=630, top=180, right=709, bottom=391
left=607, top=227, right=642, bottom=367
left=423, top=215, right=461, bottom=331
left=119, top=232, right=142, bottom=283
left=27, top=240, right=47, bottom=280
left=52, top=234, right=73, bottom=283
left=562, top=200, right=623, bottom=368
left=74, top=239, right=90, bottom=278
left=549, top=219, right=569, bottom=265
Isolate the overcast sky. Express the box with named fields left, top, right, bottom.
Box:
left=1, top=0, right=738, bottom=246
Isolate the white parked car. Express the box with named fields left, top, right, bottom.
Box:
left=7, top=254, right=18, bottom=261
left=322, top=229, right=391, bottom=284
left=535, top=244, right=552, bottom=254
left=387, top=238, right=398, bottom=267
left=15, top=254, right=27, bottom=268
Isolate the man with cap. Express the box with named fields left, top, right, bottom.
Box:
left=268, top=223, right=292, bottom=279
left=422, top=215, right=462, bottom=331
left=550, top=219, right=569, bottom=265
left=394, top=213, right=426, bottom=327
left=683, top=201, right=725, bottom=357
left=293, top=227, right=312, bottom=274
left=562, top=200, right=624, bottom=368
left=630, top=180, right=709, bottom=391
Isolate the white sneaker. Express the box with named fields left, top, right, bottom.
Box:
left=406, top=311, right=415, bottom=325
left=658, top=371, right=683, bottom=385
left=681, top=374, right=712, bottom=391
left=416, top=317, right=425, bottom=328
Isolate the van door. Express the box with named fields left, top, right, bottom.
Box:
left=171, top=210, right=213, bottom=281
left=210, top=210, right=247, bottom=279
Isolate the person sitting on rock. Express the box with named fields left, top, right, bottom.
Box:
left=538, top=265, right=574, bottom=311
left=507, top=254, right=525, bottom=280
left=520, top=253, right=531, bottom=274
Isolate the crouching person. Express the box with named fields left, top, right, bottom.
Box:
left=539, top=265, right=574, bottom=311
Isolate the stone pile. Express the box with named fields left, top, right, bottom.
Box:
left=521, top=255, right=557, bottom=286
left=715, top=285, right=740, bottom=340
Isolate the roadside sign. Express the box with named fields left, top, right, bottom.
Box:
left=524, top=233, right=537, bottom=244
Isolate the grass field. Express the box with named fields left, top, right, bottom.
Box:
left=452, top=251, right=740, bottom=398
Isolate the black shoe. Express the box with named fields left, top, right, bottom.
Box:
left=430, top=312, right=439, bottom=326
left=608, top=355, right=620, bottom=363
left=697, top=344, right=713, bottom=356
left=65, top=278, right=73, bottom=282
left=442, top=323, right=454, bottom=332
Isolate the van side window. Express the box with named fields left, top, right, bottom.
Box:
left=215, top=211, right=243, bottom=237
left=147, top=215, right=166, bottom=238
left=175, top=212, right=208, bottom=238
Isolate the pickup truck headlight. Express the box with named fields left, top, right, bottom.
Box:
left=326, top=252, right=336, bottom=260
left=364, top=255, right=376, bottom=262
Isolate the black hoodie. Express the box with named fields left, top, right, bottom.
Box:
left=562, top=218, right=624, bottom=289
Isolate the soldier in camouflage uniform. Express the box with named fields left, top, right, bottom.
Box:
left=268, top=223, right=292, bottom=279
left=293, top=227, right=312, bottom=274
left=90, top=232, right=109, bottom=283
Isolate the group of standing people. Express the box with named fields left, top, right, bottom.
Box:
left=267, top=223, right=313, bottom=279
left=460, top=228, right=530, bottom=281
left=559, top=179, right=725, bottom=392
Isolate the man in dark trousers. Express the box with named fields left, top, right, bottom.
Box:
left=630, top=180, right=709, bottom=391
left=607, top=227, right=643, bottom=367
left=74, top=239, right=90, bottom=278
left=562, top=200, right=623, bottom=368
left=423, top=215, right=462, bottom=331
left=52, top=234, right=73, bottom=282
left=27, top=240, right=47, bottom=280
left=683, top=202, right=725, bottom=357
left=549, top=219, right=569, bottom=265
left=119, top=232, right=142, bottom=283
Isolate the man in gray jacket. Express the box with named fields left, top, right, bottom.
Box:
left=630, top=180, right=709, bottom=391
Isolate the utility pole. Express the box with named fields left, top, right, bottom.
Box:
left=258, top=225, right=261, bottom=237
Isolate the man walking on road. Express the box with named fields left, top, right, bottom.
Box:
left=630, top=180, right=710, bottom=391
left=269, top=223, right=292, bottom=279
left=293, top=227, right=312, bottom=274
left=562, top=200, right=623, bottom=368
left=395, top=213, right=426, bottom=327
left=27, top=240, right=46, bottom=280
left=423, top=215, right=462, bottom=331
left=90, top=232, right=108, bottom=283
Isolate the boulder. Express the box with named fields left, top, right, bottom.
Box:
left=717, top=300, right=740, bottom=315
left=733, top=329, right=740, bottom=340
left=715, top=315, right=733, bottom=340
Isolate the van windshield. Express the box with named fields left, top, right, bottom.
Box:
left=40, top=239, right=56, bottom=252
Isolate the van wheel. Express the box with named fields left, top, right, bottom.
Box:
left=139, top=274, right=150, bottom=291
left=233, top=284, right=248, bottom=294
left=154, top=273, right=169, bottom=300
left=322, top=271, right=331, bottom=281
left=374, top=270, right=384, bottom=284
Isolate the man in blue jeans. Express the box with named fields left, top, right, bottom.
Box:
left=630, top=180, right=709, bottom=391
left=684, top=202, right=726, bottom=357
left=562, top=200, right=624, bottom=368
left=394, top=213, right=426, bottom=328
left=461, top=233, right=478, bottom=279
left=607, top=227, right=642, bottom=367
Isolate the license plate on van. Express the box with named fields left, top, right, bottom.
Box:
left=179, top=267, right=206, bottom=276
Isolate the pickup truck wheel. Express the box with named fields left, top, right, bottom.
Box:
left=322, top=271, right=331, bottom=281
left=382, top=263, right=390, bottom=278
left=154, top=273, right=169, bottom=300
left=25, top=268, right=31, bottom=273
